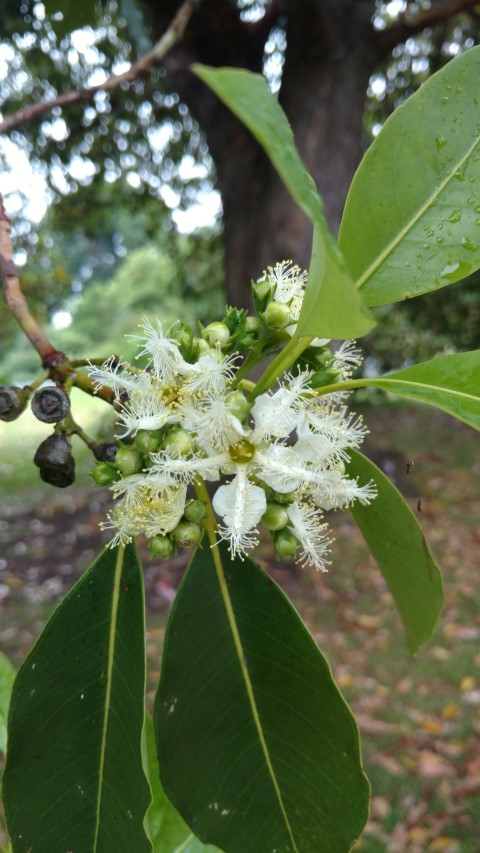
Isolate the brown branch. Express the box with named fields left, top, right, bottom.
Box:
left=0, top=195, right=115, bottom=403
left=376, top=0, right=480, bottom=57
left=0, top=0, right=203, bottom=135
left=0, top=196, right=57, bottom=360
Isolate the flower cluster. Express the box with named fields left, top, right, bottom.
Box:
left=88, top=261, right=376, bottom=570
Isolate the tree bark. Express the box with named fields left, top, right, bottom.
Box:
left=150, top=1, right=382, bottom=307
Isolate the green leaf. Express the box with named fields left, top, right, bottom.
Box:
left=353, top=351, right=480, bottom=431
left=146, top=715, right=222, bottom=853
left=3, top=545, right=152, bottom=853
left=155, top=542, right=369, bottom=853
left=194, top=64, right=374, bottom=339
left=0, top=651, right=15, bottom=756
left=347, top=450, right=444, bottom=653
left=339, top=46, right=480, bottom=306
left=44, top=0, right=97, bottom=37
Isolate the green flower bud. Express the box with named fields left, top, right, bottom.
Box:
left=261, top=502, right=289, bottom=531
left=273, top=528, right=299, bottom=559
left=192, top=337, right=213, bottom=359
left=229, top=439, right=256, bottom=463
left=204, top=321, right=231, bottom=348
left=0, top=386, right=28, bottom=422
left=148, top=534, right=172, bottom=559
left=163, top=427, right=195, bottom=456
left=268, top=488, right=297, bottom=506
left=169, top=322, right=194, bottom=360
left=224, top=390, right=250, bottom=422
left=245, top=315, right=261, bottom=332
left=34, top=434, right=75, bottom=488
left=309, top=368, right=344, bottom=389
left=252, top=278, right=272, bottom=313
left=260, top=301, right=291, bottom=330
left=184, top=499, right=206, bottom=524
left=172, top=521, right=203, bottom=549
left=92, top=462, right=120, bottom=486
left=31, top=386, right=70, bottom=423
left=135, top=429, right=163, bottom=454
left=115, top=445, right=144, bottom=476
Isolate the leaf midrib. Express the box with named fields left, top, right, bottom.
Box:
left=209, top=539, right=299, bottom=853
left=355, top=129, right=480, bottom=291
left=92, top=545, right=124, bottom=850
left=371, top=376, right=480, bottom=404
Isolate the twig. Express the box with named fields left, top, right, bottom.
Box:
left=0, top=196, right=57, bottom=361
left=0, top=0, right=203, bottom=135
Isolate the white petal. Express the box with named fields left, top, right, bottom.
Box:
left=212, top=469, right=266, bottom=557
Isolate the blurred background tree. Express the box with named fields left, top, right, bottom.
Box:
left=0, top=0, right=479, bottom=378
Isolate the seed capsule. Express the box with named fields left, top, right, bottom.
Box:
left=33, top=434, right=75, bottom=488
left=31, top=386, right=70, bottom=423
left=0, top=386, right=28, bottom=422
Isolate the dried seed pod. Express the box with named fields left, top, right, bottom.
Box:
left=33, top=434, right=75, bottom=488
left=31, top=386, right=70, bottom=423
left=0, top=386, right=28, bottom=422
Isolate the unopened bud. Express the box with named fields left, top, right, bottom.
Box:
left=115, top=445, right=144, bottom=476
left=31, top=386, right=70, bottom=423
left=169, top=322, right=194, bottom=360
left=0, top=386, right=28, bottom=422
left=184, top=499, right=206, bottom=524
left=204, top=322, right=231, bottom=348
left=135, top=430, right=162, bottom=454
left=273, top=529, right=299, bottom=559
left=224, top=390, right=250, bottom=422
left=245, top=315, right=261, bottom=332
left=260, top=301, right=291, bottom=330
left=309, top=368, right=343, bottom=389
left=92, top=462, right=119, bottom=486
left=172, top=521, right=203, bottom=549
left=34, top=434, right=75, bottom=488
left=148, top=534, right=172, bottom=559
left=261, top=503, right=289, bottom=531
left=163, top=427, right=195, bottom=456
left=252, top=278, right=272, bottom=313
left=192, top=337, right=213, bottom=359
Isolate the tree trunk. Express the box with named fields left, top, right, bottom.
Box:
left=152, top=0, right=381, bottom=308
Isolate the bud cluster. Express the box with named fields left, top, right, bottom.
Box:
left=86, top=264, right=376, bottom=570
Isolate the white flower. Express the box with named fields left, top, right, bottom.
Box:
left=251, top=371, right=312, bottom=441
left=148, top=447, right=229, bottom=487
left=265, top=260, right=307, bottom=305
left=139, top=487, right=187, bottom=536
left=315, top=476, right=377, bottom=511
left=212, top=467, right=267, bottom=558
left=128, top=316, right=188, bottom=385
left=179, top=392, right=248, bottom=451
left=100, top=505, right=142, bottom=547
left=116, top=388, right=174, bottom=438
left=331, top=340, right=362, bottom=379
left=297, top=400, right=367, bottom=452
left=180, top=351, right=238, bottom=394
left=287, top=501, right=331, bottom=572
left=110, top=473, right=151, bottom=507
left=87, top=357, right=152, bottom=395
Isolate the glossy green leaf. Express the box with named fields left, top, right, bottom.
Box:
left=347, top=450, right=444, bottom=653
left=146, top=715, right=222, bottom=853
left=0, top=651, right=15, bottom=756
left=155, top=542, right=369, bottom=853
left=3, top=545, right=152, bottom=853
left=352, top=351, right=480, bottom=431
left=194, top=64, right=374, bottom=339
left=339, top=46, right=480, bottom=306
left=44, top=0, right=97, bottom=37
